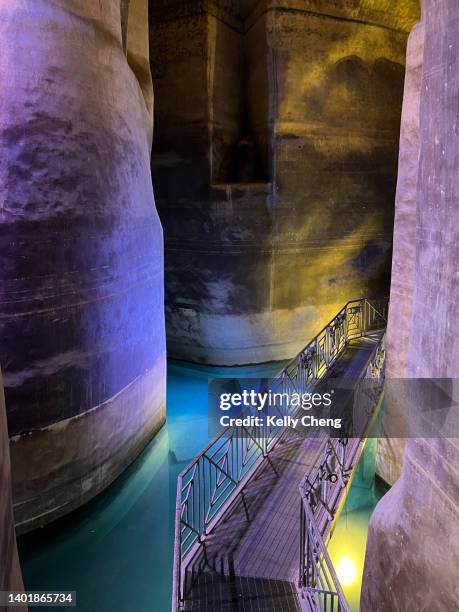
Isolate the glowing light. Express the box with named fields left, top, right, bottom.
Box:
left=336, top=557, right=357, bottom=586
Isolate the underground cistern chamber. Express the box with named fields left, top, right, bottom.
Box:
left=0, top=2, right=458, bottom=612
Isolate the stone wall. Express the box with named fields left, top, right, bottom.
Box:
left=268, top=2, right=412, bottom=360
left=362, top=1, right=459, bottom=608
left=151, top=1, right=274, bottom=364
left=0, top=0, right=166, bottom=532
left=150, top=0, right=419, bottom=365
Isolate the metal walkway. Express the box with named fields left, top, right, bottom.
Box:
left=173, top=300, right=387, bottom=612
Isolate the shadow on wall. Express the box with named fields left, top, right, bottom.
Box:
left=209, top=14, right=269, bottom=184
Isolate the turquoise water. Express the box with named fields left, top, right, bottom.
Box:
left=328, top=438, right=389, bottom=611
left=18, top=360, right=284, bottom=612
left=18, top=361, right=386, bottom=612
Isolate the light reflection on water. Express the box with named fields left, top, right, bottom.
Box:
left=328, top=439, right=389, bottom=611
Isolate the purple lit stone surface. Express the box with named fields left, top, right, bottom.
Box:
left=0, top=1, right=166, bottom=533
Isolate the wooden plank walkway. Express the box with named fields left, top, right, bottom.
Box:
left=184, top=333, right=383, bottom=612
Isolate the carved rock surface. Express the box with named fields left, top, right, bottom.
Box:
left=376, top=21, right=424, bottom=486
left=151, top=0, right=419, bottom=365
left=0, top=1, right=166, bottom=532
left=362, top=1, right=459, bottom=609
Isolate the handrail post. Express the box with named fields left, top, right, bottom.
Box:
left=172, top=474, right=183, bottom=612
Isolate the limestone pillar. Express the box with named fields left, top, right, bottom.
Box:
left=362, top=1, right=459, bottom=608
left=376, top=21, right=424, bottom=486
left=0, top=1, right=166, bottom=532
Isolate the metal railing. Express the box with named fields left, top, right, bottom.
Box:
left=173, top=298, right=387, bottom=611
left=298, top=333, right=386, bottom=611
left=300, top=498, right=350, bottom=612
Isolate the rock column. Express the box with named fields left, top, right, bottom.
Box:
left=0, top=0, right=166, bottom=532
left=362, top=1, right=459, bottom=608
left=376, top=21, right=424, bottom=486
